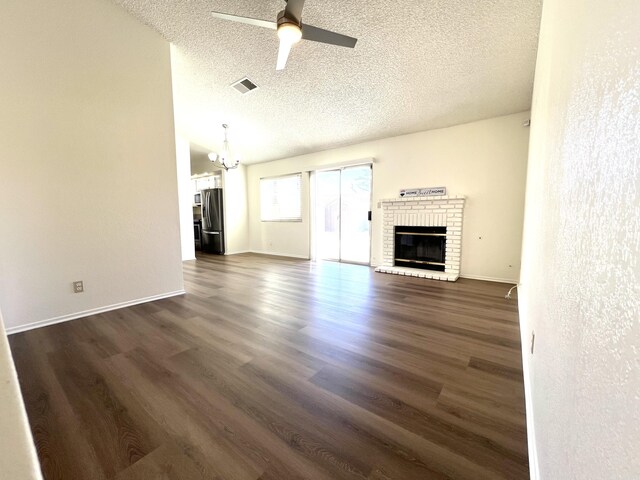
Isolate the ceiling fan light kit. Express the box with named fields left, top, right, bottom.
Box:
left=276, top=21, right=302, bottom=70
left=277, top=22, right=302, bottom=43
left=211, top=0, right=357, bottom=71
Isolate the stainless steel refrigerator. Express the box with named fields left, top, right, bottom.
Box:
left=201, top=188, right=225, bottom=254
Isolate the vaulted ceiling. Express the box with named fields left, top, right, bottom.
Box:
left=112, top=0, right=542, bottom=163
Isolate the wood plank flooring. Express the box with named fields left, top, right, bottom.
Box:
left=9, top=253, right=528, bottom=480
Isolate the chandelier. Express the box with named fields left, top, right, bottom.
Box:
left=208, top=124, right=240, bottom=171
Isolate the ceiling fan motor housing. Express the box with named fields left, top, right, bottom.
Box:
left=277, top=10, right=300, bottom=28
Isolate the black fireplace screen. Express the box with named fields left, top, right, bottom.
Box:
left=394, top=226, right=446, bottom=271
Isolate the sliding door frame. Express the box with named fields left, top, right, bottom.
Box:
left=311, top=162, right=373, bottom=266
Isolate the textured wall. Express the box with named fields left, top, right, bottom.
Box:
left=519, top=0, right=640, bottom=478
left=0, top=0, right=184, bottom=330
left=247, top=112, right=530, bottom=282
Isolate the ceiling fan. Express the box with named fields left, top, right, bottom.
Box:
left=211, top=0, right=358, bottom=71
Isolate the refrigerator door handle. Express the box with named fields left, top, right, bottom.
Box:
left=202, top=190, right=209, bottom=230
left=203, top=231, right=220, bottom=235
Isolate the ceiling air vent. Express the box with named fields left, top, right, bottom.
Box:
left=230, top=77, right=258, bottom=94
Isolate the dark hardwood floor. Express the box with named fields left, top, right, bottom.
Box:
left=9, top=253, right=528, bottom=480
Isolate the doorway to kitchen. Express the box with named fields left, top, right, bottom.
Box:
left=312, top=164, right=372, bottom=265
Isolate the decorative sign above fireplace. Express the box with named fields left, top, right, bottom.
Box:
left=399, top=186, right=446, bottom=197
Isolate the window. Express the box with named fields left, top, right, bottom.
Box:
left=260, top=173, right=302, bottom=221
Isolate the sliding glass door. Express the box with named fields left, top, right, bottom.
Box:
left=314, top=164, right=372, bottom=264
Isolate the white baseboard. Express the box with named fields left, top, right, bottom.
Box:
left=224, top=250, right=251, bottom=255
left=459, top=274, right=518, bottom=284
left=518, top=287, right=540, bottom=480
left=524, top=383, right=540, bottom=480
left=5, top=290, right=186, bottom=335
left=249, top=250, right=310, bottom=260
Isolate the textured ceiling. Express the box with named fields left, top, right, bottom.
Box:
left=112, top=0, right=542, bottom=163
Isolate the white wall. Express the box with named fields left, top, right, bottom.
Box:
left=519, top=0, right=640, bottom=478
left=0, top=0, right=184, bottom=332
left=176, top=136, right=196, bottom=261
left=222, top=165, right=250, bottom=254
left=247, top=111, right=530, bottom=281
left=190, top=151, right=220, bottom=176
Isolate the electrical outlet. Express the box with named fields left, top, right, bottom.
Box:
left=530, top=331, right=536, bottom=354
left=73, top=281, right=84, bottom=293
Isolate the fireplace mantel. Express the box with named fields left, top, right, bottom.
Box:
left=376, top=195, right=466, bottom=281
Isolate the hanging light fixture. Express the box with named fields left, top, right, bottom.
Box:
left=208, top=124, right=240, bottom=171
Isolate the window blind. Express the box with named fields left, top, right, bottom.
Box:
left=260, top=173, right=302, bottom=221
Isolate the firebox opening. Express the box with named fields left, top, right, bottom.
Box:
left=394, top=226, right=447, bottom=272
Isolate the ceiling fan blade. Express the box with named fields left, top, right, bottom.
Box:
left=301, top=24, right=357, bottom=48
left=276, top=40, right=293, bottom=70
left=211, top=11, right=277, bottom=30
left=284, top=0, right=306, bottom=24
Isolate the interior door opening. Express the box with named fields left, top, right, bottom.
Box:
left=312, top=164, right=372, bottom=265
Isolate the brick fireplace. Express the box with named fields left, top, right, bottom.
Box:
left=375, top=195, right=466, bottom=281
